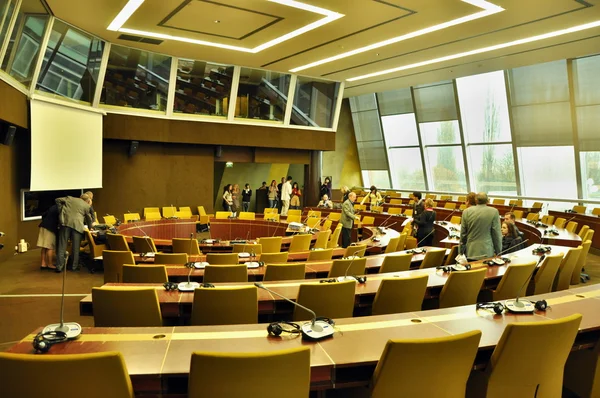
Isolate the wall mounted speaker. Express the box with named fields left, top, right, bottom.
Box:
left=215, top=145, right=222, bottom=158
left=2, top=125, right=16, bottom=146
left=128, top=140, right=139, bottom=157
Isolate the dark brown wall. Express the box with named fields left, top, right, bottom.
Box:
left=103, top=114, right=336, bottom=151
left=0, top=80, right=28, bottom=128
left=0, top=134, right=20, bottom=262
left=92, top=140, right=215, bottom=218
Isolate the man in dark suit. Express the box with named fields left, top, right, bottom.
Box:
left=341, top=192, right=357, bottom=248
left=460, top=192, right=502, bottom=260
left=55, top=194, right=94, bottom=272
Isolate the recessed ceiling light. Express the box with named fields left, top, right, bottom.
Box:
left=107, top=0, right=343, bottom=53
left=289, top=0, right=503, bottom=73
left=346, top=19, right=600, bottom=82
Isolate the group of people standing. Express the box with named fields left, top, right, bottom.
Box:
left=222, top=183, right=253, bottom=215
left=267, top=177, right=302, bottom=216
left=37, top=191, right=96, bottom=272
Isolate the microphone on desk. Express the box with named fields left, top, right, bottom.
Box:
left=337, top=253, right=366, bottom=283
left=437, top=209, right=458, bottom=226
left=179, top=233, right=201, bottom=291
left=484, top=239, right=529, bottom=265
left=254, top=282, right=335, bottom=341
left=379, top=214, right=395, bottom=229
left=504, top=254, right=548, bottom=313
left=38, top=250, right=83, bottom=350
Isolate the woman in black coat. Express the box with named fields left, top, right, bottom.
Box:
left=416, top=198, right=436, bottom=247
left=501, top=221, right=522, bottom=253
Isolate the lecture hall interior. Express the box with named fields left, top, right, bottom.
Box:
left=2, top=0, right=600, bottom=396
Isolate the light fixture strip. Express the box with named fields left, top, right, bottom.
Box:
left=107, top=0, right=144, bottom=31
left=289, top=0, right=504, bottom=73
left=347, top=19, right=600, bottom=81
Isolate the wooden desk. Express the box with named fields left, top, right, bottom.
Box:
left=80, top=244, right=573, bottom=321
left=12, top=284, right=600, bottom=396
left=549, top=210, right=600, bottom=250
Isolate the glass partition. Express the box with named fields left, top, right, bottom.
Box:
left=1, top=5, right=48, bottom=88
left=35, top=20, right=104, bottom=103
left=0, top=0, right=17, bottom=50
left=101, top=44, right=171, bottom=111
left=174, top=58, right=233, bottom=116
left=291, top=76, right=340, bottom=128
left=235, top=68, right=289, bottom=122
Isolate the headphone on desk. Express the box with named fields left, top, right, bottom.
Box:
left=32, top=331, right=68, bottom=353
left=476, top=300, right=548, bottom=314
left=267, top=317, right=336, bottom=337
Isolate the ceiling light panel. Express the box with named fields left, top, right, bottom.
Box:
left=288, top=0, right=504, bottom=73
left=346, top=19, right=600, bottom=82
left=106, top=0, right=343, bottom=53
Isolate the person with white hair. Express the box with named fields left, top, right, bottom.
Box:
left=54, top=194, right=94, bottom=272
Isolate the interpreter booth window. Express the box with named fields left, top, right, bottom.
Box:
left=0, top=0, right=17, bottom=50
left=518, top=146, right=578, bottom=210
left=235, top=68, right=289, bottom=122
left=35, top=20, right=104, bottom=104
left=291, top=76, right=340, bottom=128
left=101, top=44, right=171, bottom=111
left=456, top=71, right=517, bottom=195
left=173, top=58, right=233, bottom=117
left=0, top=0, right=48, bottom=88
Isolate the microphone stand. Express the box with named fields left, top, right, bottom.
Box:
left=254, top=282, right=334, bottom=341
left=179, top=233, right=200, bottom=291
left=338, top=252, right=362, bottom=282
left=504, top=254, right=547, bottom=313
left=42, top=255, right=82, bottom=338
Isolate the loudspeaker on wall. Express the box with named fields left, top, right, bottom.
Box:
left=129, top=140, right=139, bottom=157
left=2, top=125, right=16, bottom=146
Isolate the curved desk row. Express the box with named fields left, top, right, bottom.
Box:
left=15, top=282, right=600, bottom=396
left=80, top=244, right=574, bottom=321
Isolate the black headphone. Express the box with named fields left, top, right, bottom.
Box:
left=437, top=264, right=471, bottom=272
left=319, top=276, right=367, bottom=284
left=33, top=331, right=68, bottom=353
left=163, top=282, right=215, bottom=291
left=267, top=317, right=335, bottom=337
left=477, top=300, right=548, bottom=314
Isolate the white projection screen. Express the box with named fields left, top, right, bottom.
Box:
left=30, top=100, right=103, bottom=191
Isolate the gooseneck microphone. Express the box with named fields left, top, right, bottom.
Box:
left=338, top=251, right=362, bottom=282
left=504, top=254, right=547, bottom=313
left=179, top=233, right=200, bottom=291
left=41, top=253, right=83, bottom=341
left=254, top=282, right=335, bottom=341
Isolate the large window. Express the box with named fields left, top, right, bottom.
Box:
left=1, top=0, right=49, bottom=88
left=36, top=20, right=104, bottom=103
left=424, top=145, right=467, bottom=192
left=101, top=44, right=171, bottom=111
left=457, top=71, right=517, bottom=194
left=174, top=58, right=232, bottom=117
left=581, top=152, right=600, bottom=200
left=291, top=76, right=340, bottom=128
left=235, top=68, right=289, bottom=123
left=518, top=146, right=578, bottom=207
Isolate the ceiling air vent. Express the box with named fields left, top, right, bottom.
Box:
left=117, top=34, right=163, bottom=45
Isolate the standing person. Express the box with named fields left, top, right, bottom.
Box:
left=411, top=192, right=425, bottom=218
left=341, top=186, right=350, bottom=202
left=281, top=176, right=292, bottom=216
left=320, top=177, right=332, bottom=200
left=222, top=184, right=233, bottom=211
left=341, top=192, right=357, bottom=248
left=361, top=185, right=383, bottom=209
left=231, top=184, right=241, bottom=216
left=268, top=180, right=278, bottom=208
left=257, top=182, right=267, bottom=190
left=416, top=198, right=436, bottom=247
left=460, top=192, right=502, bottom=260
left=55, top=194, right=94, bottom=272
left=465, top=192, right=477, bottom=208
left=84, top=191, right=98, bottom=226
left=290, top=182, right=302, bottom=210
left=242, top=184, right=252, bottom=212
left=277, top=177, right=284, bottom=211
left=37, top=203, right=59, bottom=270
